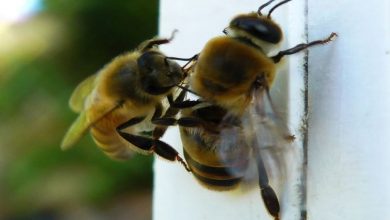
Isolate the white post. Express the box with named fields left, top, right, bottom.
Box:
left=306, top=0, right=390, bottom=219
left=154, top=0, right=390, bottom=220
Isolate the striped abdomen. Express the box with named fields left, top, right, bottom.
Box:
left=180, top=126, right=250, bottom=190
left=89, top=106, right=154, bottom=160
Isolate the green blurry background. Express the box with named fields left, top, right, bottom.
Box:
left=0, top=0, right=158, bottom=219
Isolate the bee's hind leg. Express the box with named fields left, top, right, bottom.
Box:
left=253, top=146, right=280, bottom=220
left=117, top=120, right=191, bottom=172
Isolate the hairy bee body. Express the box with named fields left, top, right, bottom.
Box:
left=192, top=36, right=276, bottom=115
left=173, top=1, right=336, bottom=218
left=181, top=35, right=274, bottom=187
left=181, top=15, right=280, bottom=191
left=180, top=104, right=251, bottom=189
left=89, top=107, right=154, bottom=159
left=88, top=53, right=168, bottom=159
left=61, top=37, right=184, bottom=160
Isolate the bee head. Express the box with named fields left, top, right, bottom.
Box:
left=137, top=51, right=184, bottom=95
left=225, top=0, right=291, bottom=54
left=229, top=14, right=282, bottom=44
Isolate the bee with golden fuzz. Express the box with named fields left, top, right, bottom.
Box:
left=155, top=0, right=336, bottom=219
left=61, top=34, right=190, bottom=168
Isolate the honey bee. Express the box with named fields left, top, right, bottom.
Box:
left=61, top=33, right=190, bottom=169
left=154, top=0, right=337, bottom=219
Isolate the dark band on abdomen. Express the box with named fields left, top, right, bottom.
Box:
left=184, top=150, right=246, bottom=187
left=191, top=171, right=242, bottom=187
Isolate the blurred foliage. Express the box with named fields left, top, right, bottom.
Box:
left=0, top=0, right=158, bottom=219
left=44, top=0, right=159, bottom=82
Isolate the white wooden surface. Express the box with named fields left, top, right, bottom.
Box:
left=307, top=0, right=390, bottom=219
left=154, top=0, right=390, bottom=220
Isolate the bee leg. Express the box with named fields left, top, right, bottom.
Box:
left=165, top=86, right=202, bottom=109
left=116, top=116, right=155, bottom=151
left=177, top=117, right=204, bottom=127
left=152, top=90, right=188, bottom=138
left=271, top=32, right=337, bottom=63
left=118, top=132, right=155, bottom=151
left=152, top=116, right=203, bottom=127
left=116, top=116, right=146, bottom=131
left=118, top=131, right=191, bottom=172
left=152, top=88, right=200, bottom=128
left=139, top=29, right=178, bottom=51
left=166, top=90, right=187, bottom=111
left=167, top=93, right=202, bottom=109
left=109, top=102, right=191, bottom=172
left=152, top=91, right=201, bottom=138
left=116, top=116, right=191, bottom=171
left=254, top=148, right=280, bottom=219
left=153, top=139, right=191, bottom=172
left=152, top=117, right=178, bottom=126
left=155, top=88, right=193, bottom=124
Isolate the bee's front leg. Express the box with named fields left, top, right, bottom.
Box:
left=117, top=115, right=191, bottom=172
left=152, top=89, right=201, bottom=139
left=271, top=32, right=337, bottom=63
left=119, top=131, right=191, bottom=172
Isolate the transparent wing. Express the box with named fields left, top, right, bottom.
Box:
left=215, top=86, right=296, bottom=185
left=61, top=101, right=121, bottom=150
left=243, top=88, right=296, bottom=191
left=69, top=73, right=98, bottom=113
left=61, top=110, right=90, bottom=150
left=213, top=86, right=298, bottom=220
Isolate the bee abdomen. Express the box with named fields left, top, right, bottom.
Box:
left=184, top=150, right=248, bottom=190
left=91, top=126, right=133, bottom=160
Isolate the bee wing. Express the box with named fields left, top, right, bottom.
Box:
left=61, top=101, right=121, bottom=150
left=61, top=110, right=90, bottom=150
left=243, top=88, right=295, bottom=189
left=69, top=73, right=98, bottom=113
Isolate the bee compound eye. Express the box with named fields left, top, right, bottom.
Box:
left=138, top=51, right=163, bottom=72
left=230, top=16, right=282, bottom=44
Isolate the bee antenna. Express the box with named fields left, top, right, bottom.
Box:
left=267, top=0, right=292, bottom=18
left=140, top=29, right=179, bottom=51
left=176, top=84, right=199, bottom=96
left=168, top=29, right=178, bottom=42
left=258, top=0, right=276, bottom=15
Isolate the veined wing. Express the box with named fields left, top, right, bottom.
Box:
left=61, top=100, right=121, bottom=150
left=243, top=87, right=296, bottom=191
left=69, top=73, right=98, bottom=113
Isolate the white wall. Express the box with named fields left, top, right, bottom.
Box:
left=307, top=0, right=390, bottom=219
left=154, top=0, right=390, bottom=220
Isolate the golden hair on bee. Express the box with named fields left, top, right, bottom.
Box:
left=154, top=1, right=337, bottom=219
left=61, top=33, right=191, bottom=170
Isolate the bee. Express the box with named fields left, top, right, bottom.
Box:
left=154, top=0, right=337, bottom=219
left=61, top=33, right=190, bottom=169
